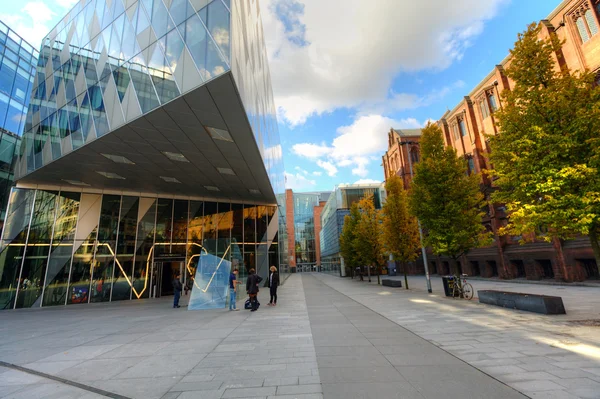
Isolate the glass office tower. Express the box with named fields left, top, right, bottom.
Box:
left=0, top=0, right=285, bottom=309
left=0, top=21, right=38, bottom=226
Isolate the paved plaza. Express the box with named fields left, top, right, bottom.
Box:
left=0, top=274, right=599, bottom=398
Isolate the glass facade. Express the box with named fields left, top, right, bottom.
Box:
left=0, top=21, right=38, bottom=227
left=319, top=184, right=385, bottom=275
left=17, top=0, right=233, bottom=176
left=0, top=188, right=280, bottom=309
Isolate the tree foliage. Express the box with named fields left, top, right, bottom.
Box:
left=409, top=123, right=490, bottom=270
left=354, top=195, right=386, bottom=284
left=489, top=23, right=600, bottom=271
left=382, top=175, right=420, bottom=289
left=340, top=202, right=361, bottom=276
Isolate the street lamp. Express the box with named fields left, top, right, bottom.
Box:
left=399, top=140, right=433, bottom=294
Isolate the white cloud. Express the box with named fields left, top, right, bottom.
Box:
left=354, top=179, right=381, bottom=185
left=312, top=171, right=322, bottom=176
left=292, top=114, right=429, bottom=178
left=0, top=0, right=78, bottom=49
left=262, top=0, right=508, bottom=126
left=316, top=160, right=337, bottom=177
left=294, top=166, right=309, bottom=175
left=285, top=172, right=316, bottom=190
left=291, top=142, right=332, bottom=159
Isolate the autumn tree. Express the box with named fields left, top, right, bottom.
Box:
left=355, top=195, right=386, bottom=284
left=381, top=175, right=420, bottom=289
left=409, top=123, right=490, bottom=275
left=340, top=202, right=361, bottom=278
left=489, top=23, right=600, bottom=273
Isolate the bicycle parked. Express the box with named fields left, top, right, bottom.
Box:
left=452, top=274, right=474, bottom=300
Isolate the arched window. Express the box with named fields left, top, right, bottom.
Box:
left=585, top=10, right=599, bottom=37
left=576, top=17, right=591, bottom=43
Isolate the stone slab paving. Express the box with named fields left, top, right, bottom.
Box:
left=313, top=273, right=600, bottom=398
left=0, top=274, right=321, bottom=399
left=302, top=274, right=525, bottom=399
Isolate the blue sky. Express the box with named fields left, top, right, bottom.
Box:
left=0, top=0, right=563, bottom=191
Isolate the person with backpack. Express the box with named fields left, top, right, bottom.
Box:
left=246, top=268, right=263, bottom=312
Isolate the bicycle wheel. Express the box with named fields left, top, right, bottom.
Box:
left=452, top=282, right=459, bottom=298
left=462, top=283, right=474, bottom=300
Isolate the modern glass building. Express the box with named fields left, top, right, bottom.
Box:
left=320, top=183, right=385, bottom=276
left=0, top=0, right=286, bottom=310
left=0, top=21, right=38, bottom=226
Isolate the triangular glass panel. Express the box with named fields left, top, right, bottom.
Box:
left=169, top=0, right=196, bottom=26
left=189, top=0, right=210, bottom=13
left=203, top=0, right=230, bottom=64
left=148, top=44, right=180, bottom=104
left=158, top=28, right=184, bottom=70
left=149, top=0, right=175, bottom=39
left=182, top=14, right=208, bottom=72
left=128, top=56, right=160, bottom=113
left=205, top=37, right=228, bottom=80
left=120, top=19, right=141, bottom=64
left=113, top=66, right=131, bottom=102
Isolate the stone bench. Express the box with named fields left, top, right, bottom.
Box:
left=478, top=290, right=566, bottom=315
left=382, top=279, right=402, bottom=288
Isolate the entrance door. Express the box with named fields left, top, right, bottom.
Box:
left=151, top=262, right=184, bottom=298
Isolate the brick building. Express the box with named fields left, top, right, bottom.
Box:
left=382, top=0, right=600, bottom=282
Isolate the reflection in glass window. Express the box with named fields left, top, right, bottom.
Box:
left=204, top=0, right=230, bottom=64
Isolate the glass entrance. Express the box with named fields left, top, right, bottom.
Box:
left=151, top=261, right=184, bottom=298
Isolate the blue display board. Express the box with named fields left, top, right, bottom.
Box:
left=188, top=253, right=231, bottom=310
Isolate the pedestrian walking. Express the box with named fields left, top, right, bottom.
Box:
left=246, top=268, right=263, bottom=312
left=172, top=273, right=182, bottom=308
left=229, top=268, right=241, bottom=311
left=268, top=266, right=280, bottom=306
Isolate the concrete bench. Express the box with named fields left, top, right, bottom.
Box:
left=478, top=290, right=566, bottom=315
left=382, top=279, right=402, bottom=288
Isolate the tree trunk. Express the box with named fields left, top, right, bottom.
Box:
left=590, top=228, right=600, bottom=276
left=403, top=262, right=409, bottom=290
left=377, top=265, right=381, bottom=285
left=367, top=264, right=371, bottom=282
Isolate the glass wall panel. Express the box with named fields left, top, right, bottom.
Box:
left=92, top=194, right=121, bottom=303
left=16, top=190, right=58, bottom=308
left=216, top=202, right=231, bottom=261
left=241, top=205, right=256, bottom=280
left=202, top=201, right=217, bottom=256
left=230, top=203, right=243, bottom=281
left=256, top=205, right=269, bottom=276
left=172, top=199, right=188, bottom=243
left=45, top=192, right=80, bottom=306
left=133, top=198, right=156, bottom=299
left=155, top=198, right=173, bottom=256
left=0, top=188, right=36, bottom=309
left=187, top=200, right=203, bottom=288
left=113, top=196, right=138, bottom=301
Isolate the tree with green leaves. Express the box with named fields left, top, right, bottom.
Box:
left=340, top=202, right=361, bottom=278
left=409, top=123, right=490, bottom=275
left=489, top=23, right=600, bottom=274
left=355, top=195, right=386, bottom=284
left=381, top=175, right=420, bottom=289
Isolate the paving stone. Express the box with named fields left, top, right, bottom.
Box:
left=276, top=383, right=322, bottom=395
left=221, top=387, right=276, bottom=398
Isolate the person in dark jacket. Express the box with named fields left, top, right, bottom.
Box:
left=246, top=268, right=263, bottom=312
left=267, top=266, right=280, bottom=306
left=172, top=273, right=182, bottom=308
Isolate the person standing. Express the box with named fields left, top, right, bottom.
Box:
left=246, top=268, right=263, bottom=312
left=172, top=273, right=182, bottom=308
left=268, top=266, right=280, bottom=306
left=229, top=268, right=241, bottom=311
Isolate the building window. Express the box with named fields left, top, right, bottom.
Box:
left=488, top=93, right=498, bottom=111
left=467, top=157, right=475, bottom=174
left=410, top=148, right=419, bottom=164
left=458, top=119, right=467, bottom=137
left=479, top=98, right=489, bottom=119
left=585, top=10, right=599, bottom=36
left=452, top=124, right=460, bottom=141
left=577, top=17, right=591, bottom=43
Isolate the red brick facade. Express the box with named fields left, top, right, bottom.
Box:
left=382, top=0, right=600, bottom=282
